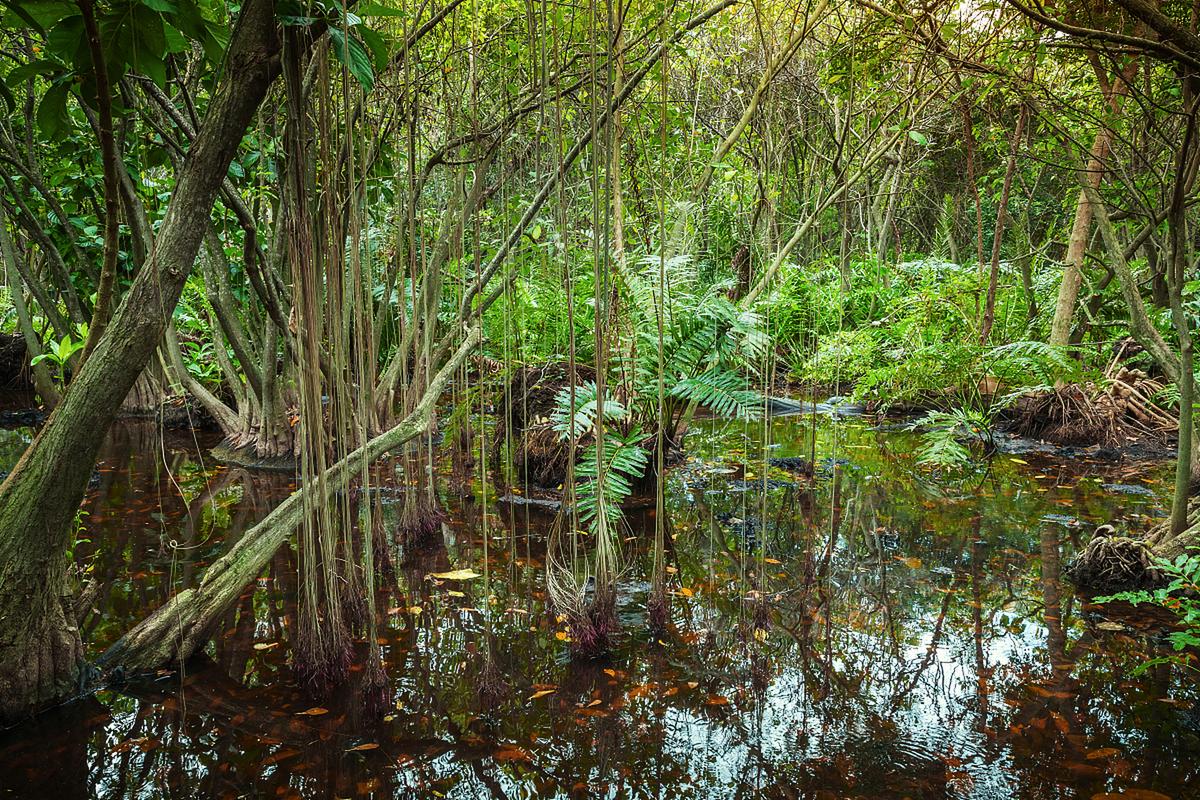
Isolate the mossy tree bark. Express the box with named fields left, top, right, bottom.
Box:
left=0, top=0, right=282, bottom=723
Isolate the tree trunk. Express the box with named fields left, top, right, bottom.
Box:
left=0, top=0, right=282, bottom=722
left=980, top=105, right=1027, bottom=344
left=1048, top=57, right=1135, bottom=347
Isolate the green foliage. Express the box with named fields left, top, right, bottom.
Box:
left=574, top=427, right=649, bottom=533
left=550, top=384, right=648, bottom=533
left=31, top=328, right=85, bottom=385
left=911, top=408, right=994, bottom=469
left=622, top=253, right=766, bottom=423
left=1097, top=549, right=1200, bottom=674
left=670, top=368, right=761, bottom=420
left=550, top=381, right=627, bottom=440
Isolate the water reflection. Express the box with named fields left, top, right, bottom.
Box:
left=0, top=413, right=1197, bottom=799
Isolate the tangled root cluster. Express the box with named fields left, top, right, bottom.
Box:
left=1067, top=532, right=1160, bottom=593
left=1010, top=384, right=1121, bottom=446
left=493, top=363, right=597, bottom=489
left=1010, top=369, right=1174, bottom=448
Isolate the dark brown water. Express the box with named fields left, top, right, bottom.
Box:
left=0, top=409, right=1197, bottom=799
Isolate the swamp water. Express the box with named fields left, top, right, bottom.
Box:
left=0, top=406, right=1197, bottom=799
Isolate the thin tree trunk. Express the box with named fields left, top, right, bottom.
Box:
left=980, top=105, right=1027, bottom=344
left=0, top=221, right=59, bottom=406
left=1048, top=57, right=1136, bottom=347
left=77, top=0, right=120, bottom=361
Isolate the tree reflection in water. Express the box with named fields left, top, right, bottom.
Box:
left=1, top=415, right=1196, bottom=799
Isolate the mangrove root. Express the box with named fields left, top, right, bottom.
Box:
left=100, top=330, right=480, bottom=675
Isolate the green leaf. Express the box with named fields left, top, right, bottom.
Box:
left=0, top=0, right=68, bottom=33
left=6, top=59, right=62, bottom=86
left=36, top=80, right=72, bottom=139
left=357, top=24, right=389, bottom=73
left=141, top=0, right=178, bottom=11
left=46, top=14, right=86, bottom=65
left=328, top=27, right=374, bottom=91
left=162, top=22, right=188, bottom=53
left=908, top=130, right=928, bottom=146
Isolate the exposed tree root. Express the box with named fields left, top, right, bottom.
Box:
left=1008, top=369, right=1175, bottom=448
left=397, top=489, right=446, bottom=556
left=1068, top=502, right=1200, bottom=593
left=566, top=586, right=619, bottom=661
left=101, top=331, right=479, bottom=674
left=493, top=362, right=596, bottom=489
left=1067, top=533, right=1160, bottom=593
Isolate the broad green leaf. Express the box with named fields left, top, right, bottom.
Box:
left=6, top=59, right=63, bottom=86
left=36, top=80, right=72, bottom=139
left=328, top=27, right=374, bottom=91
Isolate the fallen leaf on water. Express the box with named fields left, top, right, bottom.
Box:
left=112, top=737, right=158, bottom=753
left=447, top=590, right=465, bottom=598
left=1090, top=791, right=1171, bottom=800
left=678, top=587, right=694, bottom=597
left=706, top=695, right=730, bottom=706
left=763, top=558, right=781, bottom=564
left=494, top=746, right=530, bottom=762
left=253, top=642, right=279, bottom=651
left=555, top=631, right=570, bottom=642
left=295, top=707, right=329, bottom=716
left=586, top=699, right=602, bottom=707
left=1010, top=457, right=1028, bottom=465
left=529, top=689, right=556, bottom=700
left=1085, top=748, right=1121, bottom=760
left=429, top=569, right=481, bottom=581
left=346, top=743, right=379, bottom=752
left=901, top=556, right=922, bottom=569
left=408, top=606, right=423, bottom=615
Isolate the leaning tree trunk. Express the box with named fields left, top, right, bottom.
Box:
left=0, top=0, right=282, bottom=722
left=1048, top=56, right=1135, bottom=347
left=101, top=330, right=478, bottom=673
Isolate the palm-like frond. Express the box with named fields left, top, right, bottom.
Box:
left=671, top=368, right=762, bottom=420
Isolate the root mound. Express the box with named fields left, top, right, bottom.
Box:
left=1008, top=370, right=1176, bottom=448
left=493, top=363, right=596, bottom=489
left=1067, top=532, right=1160, bottom=593
left=1008, top=384, right=1121, bottom=446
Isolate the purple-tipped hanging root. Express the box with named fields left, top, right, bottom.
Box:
left=359, top=649, right=391, bottom=719
left=398, top=491, right=446, bottom=554
left=293, top=620, right=353, bottom=694
left=647, top=581, right=669, bottom=633
left=569, top=586, right=619, bottom=660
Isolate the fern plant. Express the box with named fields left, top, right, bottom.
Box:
left=574, top=428, right=650, bottom=532
left=910, top=408, right=996, bottom=469
left=622, top=253, right=765, bottom=437
left=546, top=253, right=766, bottom=532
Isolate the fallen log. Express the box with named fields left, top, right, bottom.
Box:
left=100, top=329, right=481, bottom=673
